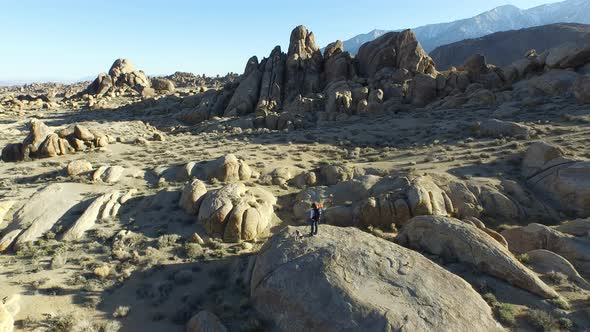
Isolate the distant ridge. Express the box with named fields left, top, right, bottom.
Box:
left=430, top=23, right=590, bottom=69
left=338, top=0, right=590, bottom=54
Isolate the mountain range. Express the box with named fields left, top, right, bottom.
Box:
left=341, top=0, right=590, bottom=54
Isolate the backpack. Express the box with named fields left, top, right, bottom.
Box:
left=312, top=203, right=324, bottom=222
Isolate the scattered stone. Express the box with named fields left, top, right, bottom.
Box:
left=67, top=159, right=93, bottom=176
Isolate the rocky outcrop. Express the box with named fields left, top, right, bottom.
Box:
left=85, top=58, right=151, bottom=96
left=293, top=171, right=555, bottom=228
left=522, top=141, right=590, bottom=217
left=251, top=225, right=503, bottom=332
left=176, top=154, right=253, bottom=183
left=179, top=179, right=207, bottom=215
left=357, top=30, right=436, bottom=78
left=285, top=25, right=323, bottom=103
left=526, top=249, right=590, bottom=290
left=62, top=191, right=125, bottom=241
left=195, top=183, right=276, bottom=242
left=256, top=46, right=286, bottom=113
left=502, top=223, right=590, bottom=276
left=396, top=216, right=558, bottom=298
left=224, top=57, right=263, bottom=116
left=323, top=40, right=356, bottom=85
left=151, top=78, right=175, bottom=93
left=0, top=184, right=88, bottom=251
left=1, top=121, right=109, bottom=162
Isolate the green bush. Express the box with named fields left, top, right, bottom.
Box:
left=496, top=303, right=516, bottom=327
left=558, top=317, right=574, bottom=331
left=527, top=309, right=557, bottom=332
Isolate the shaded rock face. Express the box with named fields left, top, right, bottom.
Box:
left=186, top=310, right=228, bottom=332
left=396, top=216, right=558, bottom=298
left=574, top=74, right=590, bottom=103
left=257, top=46, right=286, bottom=113
left=251, top=225, right=503, bottom=332
left=85, top=58, right=151, bottom=95
left=357, top=30, right=437, bottom=78
left=323, top=40, right=356, bottom=85
left=285, top=25, right=323, bottom=103
left=502, top=223, right=590, bottom=276
left=224, top=57, right=263, bottom=116
left=522, top=141, right=590, bottom=217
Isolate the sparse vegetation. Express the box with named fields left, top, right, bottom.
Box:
left=527, top=309, right=558, bottom=332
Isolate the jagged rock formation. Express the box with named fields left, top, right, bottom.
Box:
left=1, top=120, right=109, bottom=162
left=251, top=225, right=503, bottom=332
left=396, top=215, right=558, bottom=298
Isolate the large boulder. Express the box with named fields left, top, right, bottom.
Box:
left=515, top=69, right=580, bottom=95
left=396, top=216, right=558, bottom=298
left=522, top=141, right=590, bottom=217
left=0, top=184, right=89, bottom=252
left=409, top=73, right=437, bottom=106
left=251, top=225, right=503, bottom=332
left=357, top=29, right=437, bottom=78
left=573, top=74, right=590, bottom=103
left=179, top=179, right=207, bottom=215
left=198, top=154, right=252, bottom=183
left=323, top=40, right=356, bottom=85
left=197, top=183, right=275, bottom=242
left=526, top=249, right=590, bottom=290
left=151, top=78, right=175, bottom=93
left=502, top=223, right=590, bottom=276
left=544, top=38, right=590, bottom=69
left=284, top=25, right=323, bottom=102
left=475, top=118, right=532, bottom=138
left=21, top=119, right=52, bottom=159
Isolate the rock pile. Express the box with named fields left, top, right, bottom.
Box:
left=84, top=58, right=151, bottom=96
left=1, top=120, right=109, bottom=162
left=180, top=181, right=276, bottom=242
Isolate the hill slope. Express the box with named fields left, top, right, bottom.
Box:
left=430, top=23, right=590, bottom=69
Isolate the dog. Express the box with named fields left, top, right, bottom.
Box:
left=295, top=230, right=304, bottom=241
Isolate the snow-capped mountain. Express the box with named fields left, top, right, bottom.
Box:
left=339, top=0, right=590, bottom=53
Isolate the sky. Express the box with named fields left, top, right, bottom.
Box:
left=0, top=0, right=555, bottom=82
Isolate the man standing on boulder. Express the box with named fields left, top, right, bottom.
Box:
left=309, top=202, right=322, bottom=236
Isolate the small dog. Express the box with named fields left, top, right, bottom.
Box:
left=295, top=230, right=304, bottom=241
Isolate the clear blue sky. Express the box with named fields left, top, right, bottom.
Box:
left=1, top=0, right=553, bottom=82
